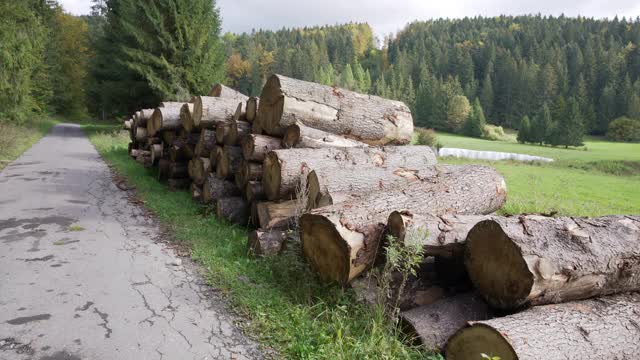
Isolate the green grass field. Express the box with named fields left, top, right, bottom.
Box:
left=84, top=124, right=435, bottom=360
left=437, top=132, right=640, bottom=216
left=0, top=117, right=59, bottom=171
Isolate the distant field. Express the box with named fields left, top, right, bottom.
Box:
left=435, top=132, right=640, bottom=216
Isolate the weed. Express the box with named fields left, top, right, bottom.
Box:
left=68, top=225, right=85, bottom=232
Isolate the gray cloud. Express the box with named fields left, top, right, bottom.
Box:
left=58, top=0, right=640, bottom=39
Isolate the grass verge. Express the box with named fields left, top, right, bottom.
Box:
left=84, top=125, right=435, bottom=359
left=0, top=117, right=59, bottom=171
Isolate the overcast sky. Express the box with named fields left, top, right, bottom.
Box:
left=59, top=0, right=640, bottom=38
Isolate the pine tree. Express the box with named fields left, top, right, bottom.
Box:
left=340, top=64, right=356, bottom=90
left=517, top=115, right=531, bottom=143
left=530, top=103, right=551, bottom=145
left=480, top=72, right=494, bottom=120
left=463, top=98, right=486, bottom=138
left=549, top=97, right=584, bottom=147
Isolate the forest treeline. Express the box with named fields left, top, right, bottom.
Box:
left=2, top=0, right=640, bottom=144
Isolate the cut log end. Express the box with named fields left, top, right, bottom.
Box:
left=446, top=324, right=517, bottom=360
left=386, top=211, right=408, bottom=243
left=300, top=214, right=357, bottom=284
left=247, top=230, right=287, bottom=256
left=282, top=124, right=301, bottom=148
left=263, top=152, right=282, bottom=200
left=465, top=220, right=534, bottom=309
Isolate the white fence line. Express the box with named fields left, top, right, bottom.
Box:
left=439, top=147, right=554, bottom=162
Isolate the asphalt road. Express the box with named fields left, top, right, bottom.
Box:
left=0, top=124, right=262, bottom=360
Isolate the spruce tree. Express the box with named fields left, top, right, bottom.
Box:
left=517, top=115, right=531, bottom=144
left=463, top=98, right=486, bottom=138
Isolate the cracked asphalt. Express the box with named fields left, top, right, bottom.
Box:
left=0, top=124, right=263, bottom=360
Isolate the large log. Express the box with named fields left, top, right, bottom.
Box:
left=245, top=181, right=265, bottom=204
left=216, top=197, right=249, bottom=225
left=191, top=157, right=212, bottom=186
left=167, top=161, right=188, bottom=179
left=241, top=134, right=282, bottom=162
left=300, top=165, right=507, bottom=284
left=258, top=74, right=414, bottom=144
left=246, top=97, right=259, bottom=123
left=446, top=293, right=640, bottom=360
left=136, top=108, right=154, bottom=127
left=180, top=103, right=196, bottom=133
left=264, top=146, right=438, bottom=201
left=161, top=130, right=177, bottom=147
left=247, top=230, right=288, bottom=256
left=216, top=146, right=242, bottom=179
left=465, top=215, right=640, bottom=310
left=216, top=121, right=231, bottom=145
left=150, top=144, right=163, bottom=165
left=208, top=84, right=249, bottom=102
left=148, top=102, right=183, bottom=136
left=306, top=163, right=440, bottom=210
left=257, top=200, right=298, bottom=230
left=387, top=212, right=490, bottom=259
left=399, top=293, right=492, bottom=351
left=283, top=122, right=368, bottom=149
left=227, top=120, right=251, bottom=146
left=195, top=129, right=216, bottom=158
left=135, top=127, right=148, bottom=143
left=202, top=174, right=241, bottom=203
left=192, top=96, right=243, bottom=129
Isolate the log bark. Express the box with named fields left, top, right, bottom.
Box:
left=446, top=293, right=640, bottom=360
left=264, top=146, right=438, bottom=201
left=241, top=134, right=282, bottom=162
left=399, top=293, right=492, bottom=351
left=258, top=74, right=414, bottom=144
left=246, top=97, right=259, bottom=123
left=191, top=157, right=212, bottom=186
left=216, top=197, right=249, bottom=225
left=245, top=181, right=265, bottom=204
left=135, top=127, right=148, bottom=143
left=387, top=212, right=490, bottom=259
left=194, top=129, right=216, bottom=158
left=465, top=215, right=640, bottom=309
left=215, top=121, right=231, bottom=145
left=168, top=178, right=190, bottom=190
left=300, top=165, right=507, bottom=284
left=208, top=84, right=249, bottom=102
left=216, top=146, right=242, bottom=179
left=202, top=174, right=240, bottom=203
left=227, top=120, right=251, bottom=145
left=180, top=103, right=196, bottom=133
left=283, top=122, right=368, bottom=149
left=148, top=102, right=183, bottom=136
left=192, top=96, right=243, bottom=129
left=257, top=200, right=298, bottom=230
left=248, top=230, right=288, bottom=256
left=191, top=183, right=203, bottom=202
left=306, top=162, right=440, bottom=210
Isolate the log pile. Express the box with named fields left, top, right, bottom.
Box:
left=123, top=75, right=640, bottom=359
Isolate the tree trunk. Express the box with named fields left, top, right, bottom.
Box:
left=209, top=84, right=249, bottom=102
left=283, top=122, right=369, bottom=149
left=216, top=146, right=242, bottom=179
left=300, top=165, right=507, bottom=284
left=191, top=157, right=211, bottom=186
left=264, top=146, right=438, bottom=201
left=168, top=178, right=190, bottom=190
left=248, top=230, right=288, bottom=256
left=245, top=181, right=265, bottom=204
left=399, top=293, right=492, bottom=351
left=202, top=174, right=241, bottom=203
left=180, top=103, right=196, bottom=133
left=195, top=129, right=216, bottom=158
left=209, top=145, right=223, bottom=168
left=258, top=74, right=414, bottom=144
left=257, top=200, right=298, bottom=230
left=227, top=121, right=251, bottom=145
left=387, top=212, right=490, bottom=259
left=307, top=163, right=440, bottom=210
left=241, top=134, right=282, bottom=162
left=246, top=97, right=259, bottom=123
left=465, top=215, right=640, bottom=309
left=192, top=96, right=243, bottom=129
left=191, top=183, right=203, bottom=202
left=216, top=121, right=231, bottom=145
left=216, top=197, right=249, bottom=225
left=446, top=293, right=640, bottom=360
left=149, top=102, right=183, bottom=136
left=150, top=144, right=163, bottom=165
left=135, top=127, right=148, bottom=143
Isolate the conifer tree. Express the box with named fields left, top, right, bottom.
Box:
left=463, top=98, right=486, bottom=138
left=517, top=115, right=531, bottom=143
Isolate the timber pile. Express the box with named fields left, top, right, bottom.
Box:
left=123, top=75, right=640, bottom=359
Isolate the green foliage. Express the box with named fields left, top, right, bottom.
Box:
left=517, top=116, right=531, bottom=143
left=447, top=95, right=471, bottom=131
left=607, top=117, right=640, bottom=142
left=0, top=117, right=58, bottom=171
left=482, top=124, right=507, bottom=141
left=414, top=128, right=440, bottom=148
left=463, top=98, right=487, bottom=138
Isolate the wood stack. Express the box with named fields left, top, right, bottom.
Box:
left=123, top=75, right=640, bottom=359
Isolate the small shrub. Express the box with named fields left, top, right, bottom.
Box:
left=607, top=117, right=640, bottom=142
left=482, top=124, right=507, bottom=141
left=414, top=128, right=438, bottom=147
